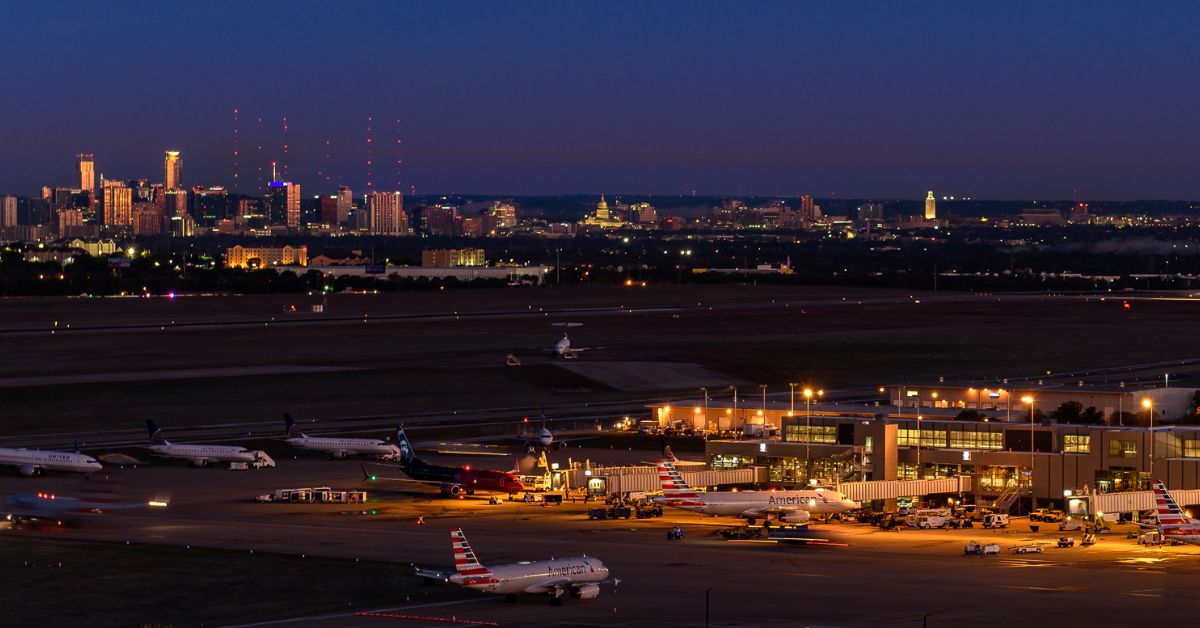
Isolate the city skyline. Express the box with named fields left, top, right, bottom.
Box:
left=3, top=3, right=1199, bottom=200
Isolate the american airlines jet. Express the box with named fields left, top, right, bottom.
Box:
left=654, top=459, right=860, bottom=524
left=417, top=528, right=611, bottom=605
left=145, top=420, right=275, bottom=468
left=0, top=446, right=102, bottom=477
left=1150, top=479, right=1200, bottom=544
left=283, top=414, right=400, bottom=459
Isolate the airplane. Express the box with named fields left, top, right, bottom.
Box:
left=653, top=459, right=860, bottom=525
left=362, top=426, right=524, bottom=497
left=0, top=445, right=102, bottom=477
left=283, top=414, right=401, bottom=460
left=145, top=420, right=275, bottom=468
left=1149, top=479, right=1200, bottom=544
left=639, top=437, right=706, bottom=467
left=3, top=485, right=169, bottom=526
left=416, top=527, right=611, bottom=605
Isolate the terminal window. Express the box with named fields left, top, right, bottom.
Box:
left=948, top=431, right=1003, bottom=450
left=1063, top=434, right=1091, bottom=454
left=1184, top=440, right=1200, bottom=458
left=898, top=429, right=947, bottom=448
left=784, top=425, right=837, bottom=444
left=1108, top=440, right=1137, bottom=458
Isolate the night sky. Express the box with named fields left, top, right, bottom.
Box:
left=1, top=1, right=1196, bottom=200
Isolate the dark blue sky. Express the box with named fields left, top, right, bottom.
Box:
left=1, top=1, right=1196, bottom=199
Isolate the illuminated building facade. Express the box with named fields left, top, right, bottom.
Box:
left=164, top=151, right=182, bottom=190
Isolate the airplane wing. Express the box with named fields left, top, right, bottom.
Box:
left=360, top=466, right=447, bottom=487
left=414, top=565, right=453, bottom=583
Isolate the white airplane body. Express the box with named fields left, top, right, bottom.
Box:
left=419, top=528, right=610, bottom=602
left=284, top=414, right=400, bottom=459
left=654, top=459, right=859, bottom=523
left=1150, top=479, right=1200, bottom=545
left=0, top=447, right=102, bottom=476
left=146, top=420, right=274, bottom=467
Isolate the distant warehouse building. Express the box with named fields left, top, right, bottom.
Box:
left=226, top=245, right=307, bottom=269
left=421, top=248, right=485, bottom=267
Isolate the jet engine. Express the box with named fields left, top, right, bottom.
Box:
left=192, top=458, right=208, bottom=467
left=441, top=484, right=465, bottom=498
left=18, top=465, right=41, bottom=477
left=571, top=584, right=601, bottom=600
left=781, top=510, right=811, bottom=524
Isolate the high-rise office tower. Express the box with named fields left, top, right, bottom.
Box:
left=925, top=191, right=936, bottom=220
left=367, top=191, right=408, bottom=235
left=265, top=181, right=301, bottom=228
left=423, top=204, right=458, bottom=236
left=164, top=150, right=182, bottom=190
left=0, top=195, right=17, bottom=227
left=76, top=154, right=95, bottom=193
left=799, top=195, right=816, bottom=224
left=102, top=180, right=133, bottom=226
left=336, top=185, right=354, bottom=224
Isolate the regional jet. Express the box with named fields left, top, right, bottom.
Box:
left=362, top=425, right=524, bottom=497
left=145, top=420, right=275, bottom=468
left=653, top=459, right=860, bottom=524
left=416, top=527, right=612, bottom=605
left=4, top=490, right=168, bottom=526
left=0, top=445, right=102, bottom=477
left=282, top=414, right=401, bottom=460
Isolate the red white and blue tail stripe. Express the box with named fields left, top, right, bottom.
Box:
left=1152, top=479, right=1193, bottom=528
left=451, top=528, right=496, bottom=585
left=658, top=460, right=703, bottom=506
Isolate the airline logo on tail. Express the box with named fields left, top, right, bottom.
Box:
left=147, top=420, right=167, bottom=446
left=284, top=414, right=305, bottom=439
left=395, top=425, right=415, bottom=466
left=657, top=460, right=703, bottom=506
left=1152, top=479, right=1194, bottom=527
left=451, top=528, right=497, bottom=585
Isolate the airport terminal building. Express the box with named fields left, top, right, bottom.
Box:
left=649, top=383, right=1200, bottom=510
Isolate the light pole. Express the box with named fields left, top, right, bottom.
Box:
left=789, top=383, right=798, bottom=415
left=1143, top=398, right=1154, bottom=481
left=760, top=384, right=767, bottom=421
left=1022, top=395, right=1036, bottom=512
left=803, top=388, right=813, bottom=473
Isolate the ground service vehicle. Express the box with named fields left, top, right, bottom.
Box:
left=983, top=514, right=1010, bottom=528
left=1011, top=545, right=1044, bottom=554
left=964, top=541, right=1000, bottom=556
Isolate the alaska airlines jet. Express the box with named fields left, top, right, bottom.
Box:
left=0, top=446, right=102, bottom=477
left=654, top=459, right=860, bottom=524
left=363, top=426, right=524, bottom=497
left=416, top=528, right=611, bottom=604
left=1150, top=480, right=1200, bottom=544
left=283, top=414, right=401, bottom=459
left=146, top=420, right=275, bottom=468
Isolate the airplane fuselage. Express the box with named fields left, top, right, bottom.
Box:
left=286, top=437, right=400, bottom=459
left=657, top=489, right=859, bottom=517
left=450, top=557, right=608, bottom=595
left=404, top=460, right=524, bottom=494
left=0, top=448, right=102, bottom=475
left=149, top=443, right=258, bottom=464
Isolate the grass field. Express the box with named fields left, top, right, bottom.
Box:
left=0, top=537, right=459, bottom=627
left=2, top=286, right=1198, bottom=433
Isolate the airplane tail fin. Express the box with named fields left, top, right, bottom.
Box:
left=147, top=420, right=167, bottom=446
left=451, top=527, right=492, bottom=576
left=1152, top=479, right=1193, bottom=528
left=657, top=459, right=699, bottom=499
left=395, top=425, right=416, bottom=467
left=284, top=413, right=305, bottom=439
left=660, top=437, right=678, bottom=463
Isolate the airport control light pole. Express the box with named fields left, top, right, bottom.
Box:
left=701, top=387, right=708, bottom=432
left=789, top=383, right=797, bottom=414
left=1143, top=398, right=1154, bottom=480
left=1022, top=395, right=1036, bottom=512
left=804, top=389, right=813, bottom=469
